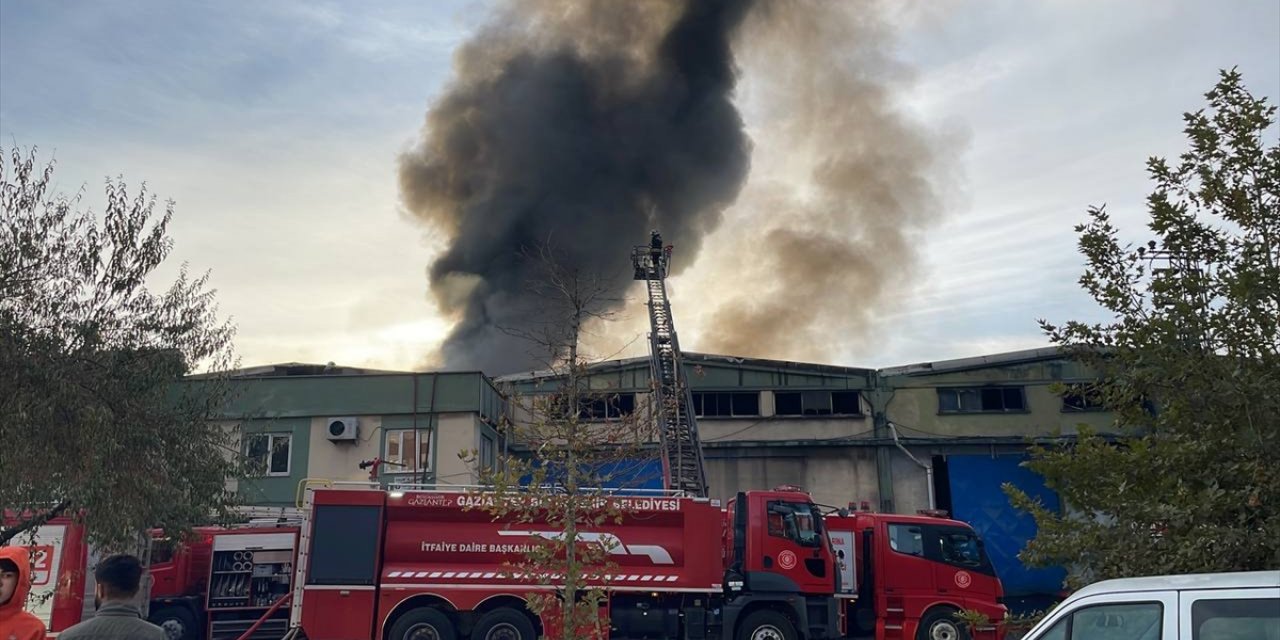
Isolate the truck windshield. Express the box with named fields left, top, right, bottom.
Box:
left=937, top=527, right=984, bottom=567
left=767, top=502, right=823, bottom=547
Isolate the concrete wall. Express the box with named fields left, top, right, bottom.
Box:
left=884, top=359, right=1115, bottom=439
left=306, top=415, right=384, bottom=484
left=887, top=446, right=935, bottom=514
left=698, top=416, right=873, bottom=443
left=705, top=446, right=881, bottom=509
left=434, top=412, right=483, bottom=487
left=887, top=385, right=1115, bottom=438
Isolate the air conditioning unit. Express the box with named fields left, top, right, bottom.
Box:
left=325, top=417, right=358, bottom=442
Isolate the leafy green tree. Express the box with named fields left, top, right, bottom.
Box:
left=1, top=147, right=241, bottom=549
left=1008, top=69, right=1280, bottom=585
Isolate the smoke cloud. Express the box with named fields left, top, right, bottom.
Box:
left=692, top=2, right=952, bottom=362
left=399, top=0, right=756, bottom=373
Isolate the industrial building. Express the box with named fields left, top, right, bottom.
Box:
left=206, top=346, right=1111, bottom=604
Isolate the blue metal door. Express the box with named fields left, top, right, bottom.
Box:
left=946, top=454, right=1066, bottom=605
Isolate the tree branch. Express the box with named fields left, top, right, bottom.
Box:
left=0, top=499, right=72, bottom=546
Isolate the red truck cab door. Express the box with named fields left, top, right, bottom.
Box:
left=731, top=492, right=835, bottom=596
left=876, top=519, right=940, bottom=631
left=758, top=499, right=833, bottom=593
left=925, top=525, right=1001, bottom=609
left=299, top=491, right=386, bottom=640
left=147, top=537, right=181, bottom=598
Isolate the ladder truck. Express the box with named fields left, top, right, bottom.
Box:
left=632, top=231, right=709, bottom=498
left=282, top=231, right=1008, bottom=640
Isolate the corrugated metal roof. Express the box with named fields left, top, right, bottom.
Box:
left=878, top=346, right=1064, bottom=377
left=495, top=351, right=875, bottom=383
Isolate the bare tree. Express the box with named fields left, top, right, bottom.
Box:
left=460, top=239, right=660, bottom=639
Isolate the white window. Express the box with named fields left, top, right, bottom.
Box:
left=385, top=429, right=433, bottom=475
left=245, top=433, right=291, bottom=477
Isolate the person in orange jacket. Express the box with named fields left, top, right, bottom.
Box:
left=0, top=546, right=46, bottom=640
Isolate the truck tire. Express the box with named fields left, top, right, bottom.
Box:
left=149, top=605, right=198, bottom=640
left=471, top=607, right=537, bottom=640
left=737, top=609, right=797, bottom=640
left=388, top=607, right=457, bottom=640
left=916, top=608, right=969, bottom=640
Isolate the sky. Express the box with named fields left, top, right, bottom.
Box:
left=2, top=0, right=1277, bottom=372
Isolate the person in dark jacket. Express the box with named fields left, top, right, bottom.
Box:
left=59, top=554, right=163, bottom=640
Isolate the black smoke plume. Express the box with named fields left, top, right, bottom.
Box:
left=400, top=0, right=755, bottom=373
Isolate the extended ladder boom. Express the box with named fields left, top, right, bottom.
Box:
left=632, top=232, right=709, bottom=498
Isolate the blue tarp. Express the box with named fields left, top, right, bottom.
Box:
left=947, top=454, right=1066, bottom=601
left=517, top=458, right=666, bottom=495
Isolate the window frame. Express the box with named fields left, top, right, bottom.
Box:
left=886, top=523, right=926, bottom=558
left=765, top=501, right=823, bottom=548
left=245, top=432, right=292, bottom=477
left=479, top=433, right=496, bottom=472
left=692, top=391, right=761, bottom=418
left=937, top=386, right=1028, bottom=414
left=773, top=390, right=864, bottom=417
left=149, top=538, right=176, bottom=565
left=1061, top=383, right=1106, bottom=413
left=923, top=525, right=996, bottom=576
left=831, top=390, right=862, bottom=415
left=1183, top=589, right=1279, bottom=640
left=573, top=392, right=637, bottom=421
left=384, top=428, right=434, bottom=475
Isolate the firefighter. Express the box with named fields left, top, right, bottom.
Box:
left=0, top=546, right=45, bottom=640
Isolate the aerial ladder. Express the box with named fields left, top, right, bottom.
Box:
left=632, top=231, right=709, bottom=498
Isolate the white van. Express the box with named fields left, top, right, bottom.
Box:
left=1019, top=570, right=1279, bottom=640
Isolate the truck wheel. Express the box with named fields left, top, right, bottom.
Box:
left=916, top=608, right=970, bottom=640
left=388, top=607, right=457, bottom=640
left=149, top=605, right=198, bottom=640
left=737, top=609, right=797, bottom=640
left=471, top=607, right=536, bottom=640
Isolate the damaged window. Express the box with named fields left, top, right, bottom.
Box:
left=578, top=393, right=636, bottom=420
left=938, top=387, right=1025, bottom=413
left=692, top=392, right=760, bottom=417
left=832, top=391, right=862, bottom=414
left=775, top=390, right=863, bottom=416
left=1061, top=384, right=1105, bottom=412
left=245, top=433, right=291, bottom=477
left=542, top=393, right=636, bottom=420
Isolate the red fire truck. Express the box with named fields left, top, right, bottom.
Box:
left=288, top=485, right=1006, bottom=640
left=5, top=515, right=298, bottom=640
